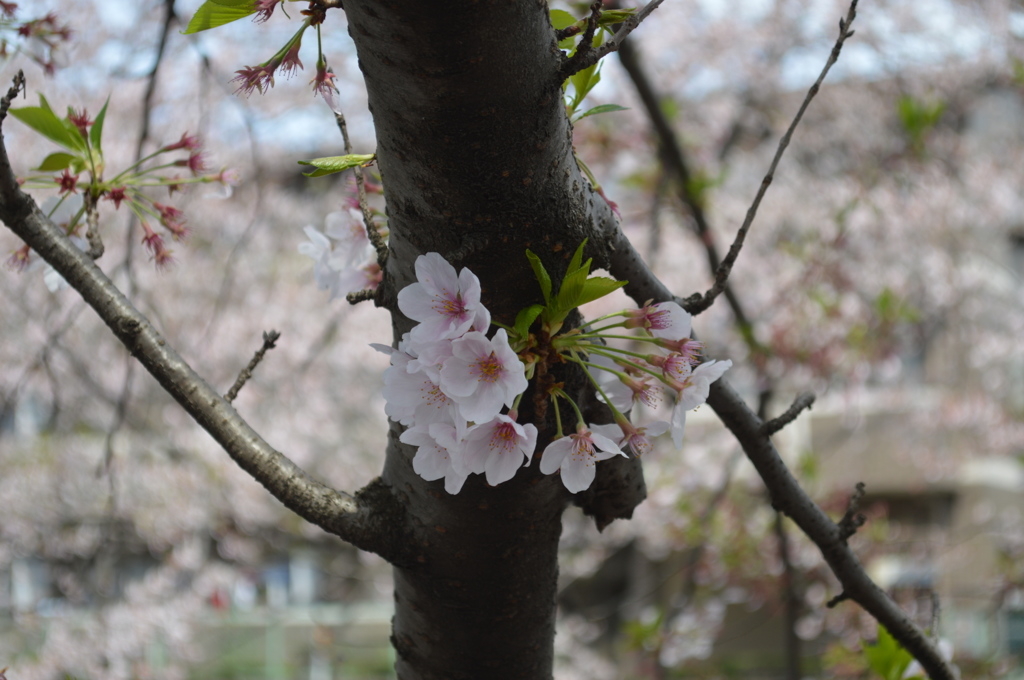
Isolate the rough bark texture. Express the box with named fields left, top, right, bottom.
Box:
left=343, top=2, right=641, bottom=678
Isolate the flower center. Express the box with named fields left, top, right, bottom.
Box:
left=473, top=353, right=502, bottom=383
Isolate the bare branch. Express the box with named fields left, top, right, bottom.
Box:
left=616, top=37, right=754, bottom=330
left=683, top=0, right=859, bottom=315
left=225, top=330, right=281, bottom=403
left=707, top=380, right=956, bottom=680
left=760, top=391, right=816, bottom=436
left=0, top=82, right=412, bottom=565
left=333, top=110, right=387, bottom=268
left=558, top=0, right=666, bottom=80
left=605, top=237, right=957, bottom=680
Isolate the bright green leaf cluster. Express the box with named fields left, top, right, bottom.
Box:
left=11, top=94, right=108, bottom=178
left=523, top=240, right=627, bottom=336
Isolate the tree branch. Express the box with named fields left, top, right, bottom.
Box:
left=760, top=391, right=815, bottom=436
left=558, top=0, right=666, bottom=81
left=0, top=76, right=413, bottom=565
left=604, top=235, right=958, bottom=680
left=681, top=0, right=859, bottom=316
left=224, top=329, right=280, bottom=403
left=707, top=380, right=956, bottom=680
left=615, top=35, right=753, bottom=328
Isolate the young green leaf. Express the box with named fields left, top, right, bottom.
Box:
left=596, top=8, right=638, bottom=27
left=514, top=304, right=546, bottom=340
left=183, top=0, right=257, bottom=34
left=34, top=152, right=79, bottom=172
left=10, top=96, right=81, bottom=151
left=554, top=265, right=591, bottom=313
left=575, top=276, right=627, bottom=308
left=864, top=625, right=914, bottom=680
left=549, top=8, right=576, bottom=29
left=573, top=103, right=629, bottom=122
left=525, top=249, right=552, bottom=305
left=549, top=9, right=579, bottom=50
left=566, top=239, right=589, bottom=276
left=298, top=154, right=376, bottom=178
left=569, top=62, right=601, bottom=113
left=90, top=97, right=110, bottom=151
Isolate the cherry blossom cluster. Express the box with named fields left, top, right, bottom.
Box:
left=0, top=6, right=72, bottom=75
left=298, top=207, right=381, bottom=299
left=367, top=250, right=732, bottom=495
left=229, top=6, right=339, bottom=108
left=373, top=253, right=534, bottom=494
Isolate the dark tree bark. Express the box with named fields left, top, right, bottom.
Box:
left=343, top=3, right=640, bottom=678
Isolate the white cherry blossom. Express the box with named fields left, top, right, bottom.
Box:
left=669, top=359, right=733, bottom=448
left=539, top=424, right=625, bottom=493
left=462, top=414, right=538, bottom=486
left=400, top=422, right=468, bottom=495
left=397, top=252, right=490, bottom=345
left=440, top=329, right=527, bottom=423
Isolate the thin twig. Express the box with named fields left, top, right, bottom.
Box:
left=558, top=0, right=665, bottom=80
left=606, top=241, right=958, bottom=680
left=225, top=330, right=281, bottom=403
left=345, top=288, right=377, bottom=305
left=0, top=69, right=24, bottom=120
left=837, top=481, right=867, bottom=542
left=682, top=0, right=859, bottom=315
left=760, top=392, right=815, bottom=436
left=615, top=37, right=756, bottom=332
left=333, top=111, right=387, bottom=267
left=558, top=2, right=602, bottom=79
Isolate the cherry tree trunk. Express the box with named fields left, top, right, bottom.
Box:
left=343, top=2, right=639, bottom=678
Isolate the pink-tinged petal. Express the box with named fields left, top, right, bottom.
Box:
left=590, top=423, right=625, bottom=446
left=648, top=301, right=692, bottom=340
left=458, top=266, right=490, bottom=331
left=560, top=456, right=597, bottom=494
left=589, top=431, right=623, bottom=458
left=485, top=445, right=524, bottom=486
left=677, top=359, right=732, bottom=411
left=670, top=403, right=688, bottom=449
left=519, top=423, right=538, bottom=465
left=539, top=437, right=572, bottom=475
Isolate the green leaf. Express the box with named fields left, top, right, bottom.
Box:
left=183, top=0, right=257, bottom=34
left=573, top=103, right=629, bottom=122
left=550, top=9, right=579, bottom=49
left=575, top=276, right=627, bottom=307
left=554, top=265, right=590, bottom=312
left=549, top=8, right=576, bottom=29
left=298, top=153, right=376, bottom=178
left=34, top=152, right=79, bottom=172
left=90, top=96, right=110, bottom=151
left=514, top=304, right=545, bottom=339
left=864, top=625, right=914, bottom=680
left=566, top=239, right=589, bottom=276
left=10, top=95, right=81, bottom=151
left=525, top=249, right=552, bottom=305
left=569, top=62, right=601, bottom=112
left=596, top=8, right=637, bottom=27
